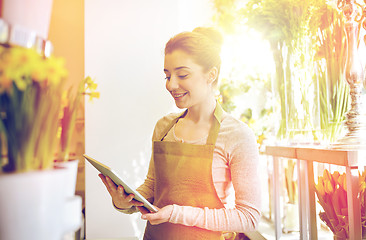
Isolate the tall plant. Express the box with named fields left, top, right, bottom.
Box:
left=213, top=0, right=350, bottom=142
left=315, top=3, right=349, bottom=143
left=213, top=0, right=288, bottom=138
left=242, top=0, right=328, bottom=140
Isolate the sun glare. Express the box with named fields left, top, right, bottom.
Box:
left=220, top=29, right=274, bottom=82
left=219, top=28, right=275, bottom=121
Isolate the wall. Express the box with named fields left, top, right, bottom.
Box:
left=48, top=0, right=86, bottom=208
left=49, top=0, right=85, bottom=91
left=85, top=0, right=213, bottom=238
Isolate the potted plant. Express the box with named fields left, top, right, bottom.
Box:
left=0, top=32, right=100, bottom=240
left=0, top=0, right=97, bottom=238
left=0, top=40, right=70, bottom=239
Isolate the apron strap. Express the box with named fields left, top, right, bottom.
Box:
left=159, top=110, right=187, bottom=141
left=206, top=103, right=224, bottom=145
left=159, top=102, right=225, bottom=145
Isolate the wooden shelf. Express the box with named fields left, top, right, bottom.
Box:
left=264, top=145, right=364, bottom=240
left=266, top=145, right=364, bottom=167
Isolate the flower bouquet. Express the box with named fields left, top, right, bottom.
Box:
left=315, top=169, right=366, bottom=239
left=0, top=43, right=72, bottom=239
left=0, top=43, right=99, bottom=172
left=0, top=44, right=67, bottom=173
left=0, top=43, right=98, bottom=204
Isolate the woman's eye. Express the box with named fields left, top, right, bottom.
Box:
left=165, top=76, right=171, bottom=81
left=178, top=74, right=188, bottom=79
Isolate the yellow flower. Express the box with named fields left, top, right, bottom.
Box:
left=83, top=76, right=100, bottom=101
left=338, top=173, right=347, bottom=191
left=332, top=171, right=340, bottom=183
left=323, top=169, right=331, bottom=181
left=43, top=56, right=68, bottom=86
left=85, top=76, right=98, bottom=91
left=257, top=134, right=266, bottom=146
left=0, top=45, right=67, bottom=92
left=89, top=91, right=100, bottom=100
left=360, top=181, right=366, bottom=193
left=325, top=179, right=334, bottom=194
left=316, top=176, right=326, bottom=196
left=4, top=47, right=40, bottom=90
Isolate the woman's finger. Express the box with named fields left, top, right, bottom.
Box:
left=99, top=174, right=144, bottom=209
left=137, top=206, right=151, bottom=214
left=130, top=199, right=144, bottom=206
left=105, top=176, right=118, bottom=190
left=99, top=174, right=112, bottom=193
left=117, top=185, right=126, bottom=196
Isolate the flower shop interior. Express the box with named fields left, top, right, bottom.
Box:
left=1, top=0, right=366, bottom=240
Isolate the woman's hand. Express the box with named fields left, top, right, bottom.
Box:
left=98, top=174, right=144, bottom=209
left=139, top=205, right=173, bottom=225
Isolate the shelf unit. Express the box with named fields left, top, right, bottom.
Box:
left=264, top=145, right=365, bottom=239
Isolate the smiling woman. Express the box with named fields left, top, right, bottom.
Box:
left=98, top=27, right=261, bottom=240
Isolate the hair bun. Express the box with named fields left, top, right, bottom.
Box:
left=193, top=27, right=223, bottom=49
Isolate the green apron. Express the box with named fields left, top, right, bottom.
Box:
left=143, top=104, right=226, bottom=240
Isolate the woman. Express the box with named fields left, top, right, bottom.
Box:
left=99, top=27, right=261, bottom=240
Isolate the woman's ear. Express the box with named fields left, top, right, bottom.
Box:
left=207, top=67, right=218, bottom=85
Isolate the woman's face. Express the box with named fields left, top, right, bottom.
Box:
left=164, top=50, right=213, bottom=109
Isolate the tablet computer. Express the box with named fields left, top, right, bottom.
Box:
left=83, top=154, right=158, bottom=213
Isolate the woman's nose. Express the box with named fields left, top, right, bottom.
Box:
left=166, top=76, right=179, bottom=90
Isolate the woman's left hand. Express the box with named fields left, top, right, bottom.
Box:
left=139, top=205, right=173, bottom=225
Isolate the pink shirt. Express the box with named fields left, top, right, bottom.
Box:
left=135, top=110, right=262, bottom=232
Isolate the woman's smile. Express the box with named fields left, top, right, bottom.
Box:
left=171, top=92, right=188, bottom=100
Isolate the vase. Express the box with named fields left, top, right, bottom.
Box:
left=333, top=0, right=366, bottom=149
left=283, top=202, right=299, bottom=233
left=63, top=195, right=83, bottom=235
left=272, top=44, right=321, bottom=143
left=0, top=168, right=68, bottom=240
left=54, top=159, right=79, bottom=197
left=54, top=159, right=83, bottom=237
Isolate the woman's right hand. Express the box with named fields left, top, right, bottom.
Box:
left=98, top=174, right=144, bottom=209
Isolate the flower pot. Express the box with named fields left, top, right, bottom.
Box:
left=1, top=0, right=54, bottom=39
left=0, top=168, right=67, bottom=240
left=283, top=203, right=299, bottom=233
left=54, top=160, right=83, bottom=238
left=54, top=159, right=79, bottom=198
left=63, top=195, right=83, bottom=234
